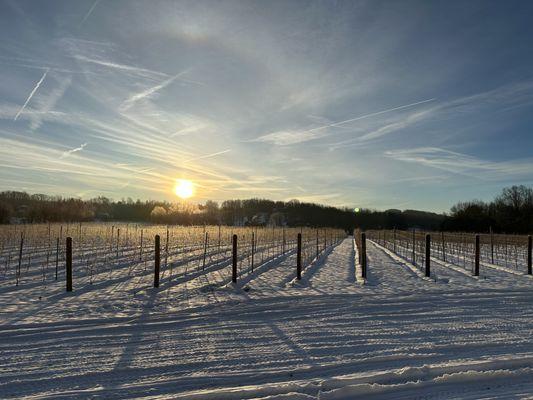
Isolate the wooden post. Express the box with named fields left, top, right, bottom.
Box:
left=66, top=237, right=72, bottom=292
left=425, top=234, right=431, bottom=277
left=527, top=235, right=533, bottom=275
left=154, top=235, right=160, bottom=288
left=232, top=234, right=237, bottom=283
left=393, top=229, right=396, bottom=253
left=296, top=233, right=302, bottom=280
left=361, top=232, right=367, bottom=279
left=474, top=234, right=480, bottom=276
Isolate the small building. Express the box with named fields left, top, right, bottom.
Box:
left=251, top=212, right=269, bottom=226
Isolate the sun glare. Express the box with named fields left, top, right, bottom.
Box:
left=174, top=179, right=194, bottom=199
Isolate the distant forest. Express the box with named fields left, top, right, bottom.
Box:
left=0, top=185, right=531, bottom=234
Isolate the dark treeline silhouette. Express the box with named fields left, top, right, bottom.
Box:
left=1, top=185, right=531, bottom=233
left=353, top=208, right=445, bottom=231
left=0, top=191, right=442, bottom=231
left=353, top=185, right=533, bottom=234
left=442, top=185, right=533, bottom=234
left=0, top=191, right=358, bottom=230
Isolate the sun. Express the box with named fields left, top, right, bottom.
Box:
left=174, top=179, right=194, bottom=199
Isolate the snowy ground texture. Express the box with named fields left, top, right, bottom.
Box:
left=2, top=236, right=533, bottom=399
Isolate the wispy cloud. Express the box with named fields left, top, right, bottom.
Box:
left=183, top=149, right=231, bottom=163
left=329, top=79, right=533, bottom=150
left=170, top=124, right=206, bottom=137
left=385, top=147, right=533, bottom=180
left=254, top=98, right=436, bottom=145
left=14, top=69, right=49, bottom=121
left=60, top=143, right=87, bottom=159
left=328, top=108, right=434, bottom=149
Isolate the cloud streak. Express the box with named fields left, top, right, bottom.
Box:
left=120, top=70, right=191, bottom=111
left=183, top=149, right=231, bottom=163
left=60, top=143, right=87, bottom=159
left=14, top=69, right=49, bottom=121
left=29, top=75, right=72, bottom=130
left=385, top=147, right=533, bottom=180
left=73, top=55, right=168, bottom=79
left=254, top=98, right=436, bottom=145
left=79, top=0, right=101, bottom=27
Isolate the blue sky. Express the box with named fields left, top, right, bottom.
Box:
left=1, top=0, right=533, bottom=212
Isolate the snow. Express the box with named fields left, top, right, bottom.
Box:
left=2, top=236, right=533, bottom=399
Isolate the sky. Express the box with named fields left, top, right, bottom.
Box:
left=1, top=0, right=533, bottom=212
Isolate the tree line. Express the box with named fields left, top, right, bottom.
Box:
left=0, top=192, right=358, bottom=230
left=0, top=185, right=531, bottom=233
left=442, top=185, right=533, bottom=234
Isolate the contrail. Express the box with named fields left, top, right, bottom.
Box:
left=14, top=69, right=49, bottom=121
left=253, top=98, right=437, bottom=145
left=183, top=149, right=231, bottom=163
left=120, top=69, right=191, bottom=110
left=305, top=98, right=437, bottom=133
left=80, top=0, right=100, bottom=27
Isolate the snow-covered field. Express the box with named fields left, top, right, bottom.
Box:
left=2, top=237, right=533, bottom=399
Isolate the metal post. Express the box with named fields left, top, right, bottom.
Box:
left=165, top=227, right=169, bottom=269
left=232, top=234, right=237, bottom=283
left=425, top=234, right=431, bottom=277
left=55, top=237, right=59, bottom=280
left=357, top=231, right=362, bottom=266
left=16, top=233, right=23, bottom=286
left=412, top=229, right=415, bottom=264
left=474, top=234, right=480, bottom=276
left=316, top=229, right=319, bottom=259
left=441, top=231, right=446, bottom=262
left=66, top=237, right=72, bottom=292
left=202, top=232, right=208, bottom=270
left=251, top=231, right=255, bottom=273
left=154, top=235, right=160, bottom=288
left=527, top=235, right=532, bottom=275
left=361, top=232, right=367, bottom=279
left=490, top=226, right=494, bottom=264
left=297, top=233, right=302, bottom=280
left=139, top=229, right=143, bottom=261
left=116, top=228, right=120, bottom=258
